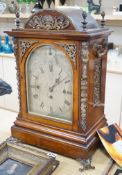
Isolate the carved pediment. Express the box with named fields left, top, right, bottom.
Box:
left=25, top=10, right=75, bottom=30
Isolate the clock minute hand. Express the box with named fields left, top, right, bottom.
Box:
left=49, top=77, right=67, bottom=92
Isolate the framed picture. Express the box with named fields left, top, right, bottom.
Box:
left=0, top=137, right=59, bottom=175
left=97, top=123, right=122, bottom=167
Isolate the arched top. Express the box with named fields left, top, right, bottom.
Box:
left=24, top=7, right=99, bottom=31
left=24, top=9, right=76, bottom=30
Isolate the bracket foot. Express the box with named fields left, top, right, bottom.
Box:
left=78, top=158, right=95, bottom=172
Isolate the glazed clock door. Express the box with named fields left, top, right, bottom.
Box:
left=26, top=44, right=73, bottom=123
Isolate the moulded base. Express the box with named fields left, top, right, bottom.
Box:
left=11, top=125, right=100, bottom=159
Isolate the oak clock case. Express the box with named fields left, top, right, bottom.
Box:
left=6, top=9, right=111, bottom=159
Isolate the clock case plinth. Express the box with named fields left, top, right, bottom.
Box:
left=6, top=9, right=111, bottom=159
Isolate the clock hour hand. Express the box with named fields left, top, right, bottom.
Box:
left=55, top=68, right=63, bottom=84
left=49, top=77, right=67, bottom=92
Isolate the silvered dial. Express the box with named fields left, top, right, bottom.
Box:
left=26, top=44, right=73, bottom=122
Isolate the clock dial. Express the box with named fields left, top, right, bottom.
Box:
left=26, top=44, right=73, bottom=122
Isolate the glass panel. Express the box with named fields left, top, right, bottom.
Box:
left=26, top=44, right=73, bottom=123
left=0, top=159, right=32, bottom=175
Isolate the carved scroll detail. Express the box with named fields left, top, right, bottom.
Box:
left=19, top=40, right=38, bottom=58
left=13, top=38, right=21, bottom=116
left=80, top=42, right=89, bottom=131
left=27, top=15, right=70, bottom=30
left=93, top=39, right=108, bottom=58
left=60, top=44, right=77, bottom=67
left=16, top=59, right=21, bottom=114
left=13, top=38, right=17, bottom=57
left=93, top=58, right=102, bottom=105
left=93, top=39, right=107, bottom=105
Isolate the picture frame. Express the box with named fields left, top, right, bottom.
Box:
left=0, top=137, right=59, bottom=175
left=97, top=123, right=122, bottom=167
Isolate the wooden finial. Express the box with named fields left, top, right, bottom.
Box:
left=15, top=11, right=20, bottom=29
left=81, top=11, right=88, bottom=31
left=101, top=11, right=105, bottom=28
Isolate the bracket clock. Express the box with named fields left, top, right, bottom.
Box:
left=6, top=8, right=111, bottom=160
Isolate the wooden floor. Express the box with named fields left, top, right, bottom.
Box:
left=0, top=108, right=116, bottom=175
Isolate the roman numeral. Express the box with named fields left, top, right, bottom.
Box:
left=64, top=100, right=71, bottom=106
left=54, top=55, right=59, bottom=65
left=49, top=47, right=52, bottom=55
left=49, top=64, right=53, bottom=72
left=40, top=66, right=44, bottom=74
left=63, top=89, right=72, bottom=95
left=67, top=91, right=72, bottom=95
left=58, top=68, right=62, bottom=76
left=50, top=106, right=53, bottom=113
left=59, top=107, right=63, bottom=112
left=33, top=94, right=38, bottom=99
left=40, top=102, right=44, bottom=109
left=65, top=80, right=70, bottom=84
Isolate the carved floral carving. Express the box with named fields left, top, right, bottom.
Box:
left=13, top=38, right=17, bottom=57
left=13, top=38, right=21, bottom=116
left=19, top=40, right=38, bottom=58
left=61, top=44, right=77, bottom=67
left=93, top=38, right=108, bottom=58
left=80, top=42, right=89, bottom=131
left=26, top=15, right=70, bottom=30
left=93, top=58, right=102, bottom=105
left=56, top=43, right=77, bottom=67
left=93, top=39, right=107, bottom=105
